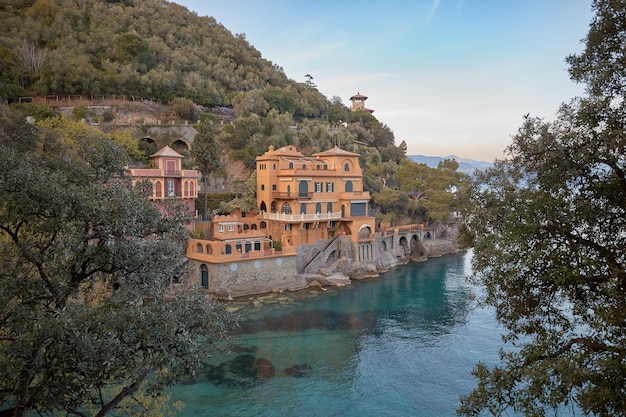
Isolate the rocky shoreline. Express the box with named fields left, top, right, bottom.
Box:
left=223, top=236, right=463, bottom=313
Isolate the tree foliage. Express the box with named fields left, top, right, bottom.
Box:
left=0, top=108, right=233, bottom=417
left=458, top=1, right=626, bottom=415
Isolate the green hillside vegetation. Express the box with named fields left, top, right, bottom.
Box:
left=0, top=0, right=465, bottom=227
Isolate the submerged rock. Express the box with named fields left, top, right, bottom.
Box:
left=251, top=358, right=276, bottom=378
left=284, top=364, right=313, bottom=377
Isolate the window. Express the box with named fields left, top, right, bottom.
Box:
left=327, top=202, right=333, bottom=213
left=344, top=162, right=350, bottom=171
left=155, top=181, right=162, bottom=198
left=228, top=224, right=235, bottom=232
left=300, top=203, right=307, bottom=214
left=326, top=182, right=334, bottom=192
left=281, top=202, right=292, bottom=214
left=261, top=184, right=265, bottom=190
left=316, top=203, right=321, bottom=213
left=345, top=180, right=353, bottom=192
left=302, top=164, right=306, bottom=169
left=289, top=162, right=294, bottom=169
left=218, top=225, right=224, bottom=233
left=272, top=184, right=277, bottom=190
left=167, top=180, right=174, bottom=197
left=314, top=182, right=322, bottom=192
left=200, top=264, right=208, bottom=289
left=273, top=163, right=276, bottom=169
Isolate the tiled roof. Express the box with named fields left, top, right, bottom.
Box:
left=150, top=145, right=183, bottom=158
left=313, top=146, right=361, bottom=157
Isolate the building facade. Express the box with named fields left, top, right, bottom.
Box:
left=186, top=145, right=378, bottom=296
left=129, top=145, right=200, bottom=219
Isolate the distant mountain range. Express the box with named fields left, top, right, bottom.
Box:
left=408, top=155, right=493, bottom=175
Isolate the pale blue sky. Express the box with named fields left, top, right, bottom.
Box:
left=178, top=0, right=592, bottom=161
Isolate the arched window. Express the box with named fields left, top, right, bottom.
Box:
left=251, top=224, right=257, bottom=230
left=196, top=243, right=203, bottom=253
left=155, top=181, right=162, bottom=198
left=200, top=264, right=208, bottom=289
left=345, top=180, right=353, bottom=192
left=281, top=202, right=292, bottom=214
left=260, top=201, right=267, bottom=212
left=270, top=201, right=277, bottom=213
left=184, top=181, right=189, bottom=197
left=243, top=224, right=250, bottom=230
left=225, top=244, right=232, bottom=254
left=300, top=203, right=307, bottom=214
left=327, top=202, right=333, bottom=213
left=287, top=185, right=291, bottom=197
left=344, top=162, right=350, bottom=171
left=289, top=162, right=294, bottom=169
left=260, top=221, right=267, bottom=229
left=316, top=203, right=322, bottom=213
left=299, top=181, right=309, bottom=198
left=206, top=244, right=213, bottom=254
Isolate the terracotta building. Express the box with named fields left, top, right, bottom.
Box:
left=349, top=92, right=374, bottom=113
left=256, top=145, right=375, bottom=247
left=129, top=145, right=200, bottom=219
left=186, top=145, right=377, bottom=293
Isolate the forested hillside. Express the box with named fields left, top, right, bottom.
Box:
left=0, top=0, right=466, bottom=226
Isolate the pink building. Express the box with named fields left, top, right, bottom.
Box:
left=129, top=146, right=200, bottom=219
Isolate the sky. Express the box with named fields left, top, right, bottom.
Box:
left=178, top=0, right=593, bottom=162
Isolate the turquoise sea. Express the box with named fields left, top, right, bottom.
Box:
left=167, top=253, right=521, bottom=416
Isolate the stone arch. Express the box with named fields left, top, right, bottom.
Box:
left=398, top=236, right=409, bottom=258
left=358, top=224, right=372, bottom=240
left=424, top=231, right=432, bottom=240
left=381, top=240, right=388, bottom=252
left=171, top=139, right=190, bottom=153
left=139, top=137, right=158, bottom=157
left=410, top=235, right=419, bottom=252
left=326, top=249, right=339, bottom=265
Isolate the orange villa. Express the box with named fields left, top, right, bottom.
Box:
left=185, top=144, right=380, bottom=296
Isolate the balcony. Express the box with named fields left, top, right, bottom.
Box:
left=261, top=210, right=342, bottom=223
left=272, top=191, right=313, bottom=199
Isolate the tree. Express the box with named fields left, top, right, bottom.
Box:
left=0, top=114, right=232, bottom=416
left=458, top=1, right=626, bottom=415
left=191, top=121, right=222, bottom=219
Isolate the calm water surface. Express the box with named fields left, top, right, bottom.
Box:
left=169, top=253, right=508, bottom=416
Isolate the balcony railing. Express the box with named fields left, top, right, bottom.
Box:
left=261, top=210, right=342, bottom=222
left=272, top=191, right=313, bottom=199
